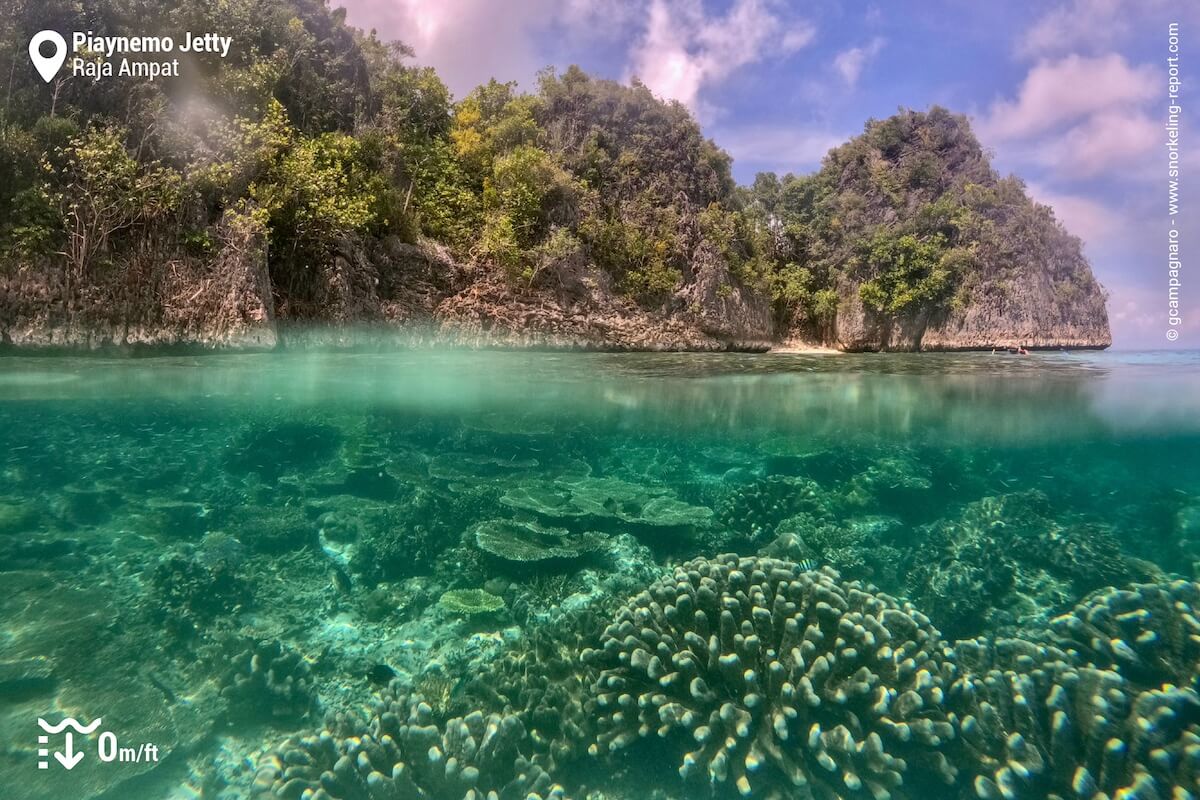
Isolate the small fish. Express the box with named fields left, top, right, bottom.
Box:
left=797, top=558, right=819, bottom=572
left=331, top=564, right=353, bottom=593
left=145, top=671, right=177, bottom=704
left=367, top=664, right=397, bottom=686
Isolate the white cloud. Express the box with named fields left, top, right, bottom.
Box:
left=338, top=0, right=560, bottom=95
left=1024, top=183, right=1127, bottom=246
left=1016, top=0, right=1198, bottom=59
left=1032, top=111, right=1158, bottom=178
left=781, top=26, right=818, bottom=53
left=978, top=54, right=1159, bottom=179
left=980, top=54, right=1155, bottom=141
left=339, top=0, right=815, bottom=110
left=628, top=0, right=815, bottom=110
left=833, top=37, right=885, bottom=87
left=1018, top=0, right=1129, bottom=58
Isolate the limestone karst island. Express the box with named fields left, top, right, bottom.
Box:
left=0, top=3, right=1109, bottom=352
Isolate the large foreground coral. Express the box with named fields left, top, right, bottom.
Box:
left=251, top=687, right=566, bottom=800
left=582, top=554, right=958, bottom=798
left=249, top=560, right=1200, bottom=800
left=1048, top=579, right=1200, bottom=692
left=951, top=637, right=1200, bottom=799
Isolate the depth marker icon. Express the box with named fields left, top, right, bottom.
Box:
left=37, top=717, right=100, bottom=770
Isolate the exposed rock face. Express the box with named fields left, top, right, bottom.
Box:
left=432, top=264, right=772, bottom=352
left=329, top=239, right=775, bottom=351
left=919, top=272, right=1112, bottom=351
left=0, top=214, right=276, bottom=352
left=829, top=290, right=927, bottom=353
left=670, top=242, right=775, bottom=347
left=828, top=237, right=1111, bottom=352
left=0, top=226, right=1105, bottom=352
left=0, top=232, right=776, bottom=353
left=782, top=108, right=1111, bottom=352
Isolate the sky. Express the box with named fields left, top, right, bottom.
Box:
left=338, top=0, right=1197, bottom=349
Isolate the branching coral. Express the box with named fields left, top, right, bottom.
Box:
left=220, top=638, right=317, bottom=722
left=949, top=636, right=1200, bottom=799
left=716, top=477, right=833, bottom=545
left=844, top=455, right=932, bottom=512
left=251, top=688, right=567, bottom=800
left=147, top=540, right=250, bottom=638
left=351, top=487, right=479, bottom=582
left=785, top=515, right=905, bottom=587
left=469, top=609, right=607, bottom=771
left=582, top=554, right=958, bottom=798
left=907, top=491, right=1132, bottom=639
left=1049, top=579, right=1200, bottom=691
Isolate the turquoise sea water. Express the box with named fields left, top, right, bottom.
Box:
left=2, top=348, right=1199, bottom=799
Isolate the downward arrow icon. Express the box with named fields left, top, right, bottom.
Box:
left=54, top=732, right=84, bottom=770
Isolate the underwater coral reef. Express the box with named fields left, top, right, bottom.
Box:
left=247, top=555, right=1200, bottom=800
left=2, top=353, right=1200, bottom=800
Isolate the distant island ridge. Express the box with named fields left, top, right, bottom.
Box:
left=0, top=2, right=1110, bottom=353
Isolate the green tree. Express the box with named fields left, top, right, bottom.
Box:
left=228, top=101, right=399, bottom=297
left=58, top=124, right=182, bottom=287
left=479, top=145, right=578, bottom=277
left=452, top=81, right=540, bottom=186
left=857, top=233, right=957, bottom=313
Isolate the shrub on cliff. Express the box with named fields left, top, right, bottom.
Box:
left=857, top=232, right=959, bottom=314
left=536, top=67, right=742, bottom=305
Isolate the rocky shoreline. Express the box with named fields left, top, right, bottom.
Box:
left=0, top=238, right=1112, bottom=356
left=0, top=321, right=1111, bottom=356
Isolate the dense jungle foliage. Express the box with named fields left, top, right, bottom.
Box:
left=0, top=0, right=1099, bottom=329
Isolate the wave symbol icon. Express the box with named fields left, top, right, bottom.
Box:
left=37, top=717, right=103, bottom=734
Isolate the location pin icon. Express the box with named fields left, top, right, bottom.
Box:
left=29, top=31, right=67, bottom=83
